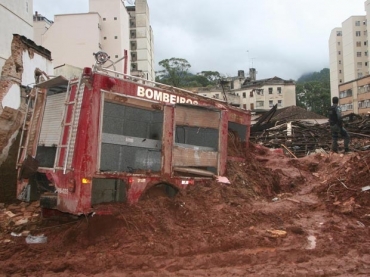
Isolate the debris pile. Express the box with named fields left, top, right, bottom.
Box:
left=0, top=201, right=41, bottom=243
left=250, top=120, right=331, bottom=157
left=1, top=145, right=370, bottom=275
left=251, top=106, right=370, bottom=157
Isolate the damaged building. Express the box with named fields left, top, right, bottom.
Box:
left=0, top=34, right=52, bottom=202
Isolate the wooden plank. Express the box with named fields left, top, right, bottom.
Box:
left=172, top=146, right=218, bottom=167
left=175, top=106, right=220, bottom=129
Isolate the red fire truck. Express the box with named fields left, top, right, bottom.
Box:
left=16, top=52, right=251, bottom=215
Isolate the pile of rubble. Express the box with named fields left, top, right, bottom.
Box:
left=0, top=201, right=41, bottom=243
left=251, top=106, right=370, bottom=157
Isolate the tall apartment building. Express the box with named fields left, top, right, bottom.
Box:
left=127, top=0, right=155, bottom=81
left=35, top=0, right=155, bottom=80
left=329, top=16, right=368, bottom=97
left=329, top=0, right=370, bottom=115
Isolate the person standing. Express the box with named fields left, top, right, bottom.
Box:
left=328, top=96, right=350, bottom=153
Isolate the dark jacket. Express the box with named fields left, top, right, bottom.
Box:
left=328, top=104, right=343, bottom=126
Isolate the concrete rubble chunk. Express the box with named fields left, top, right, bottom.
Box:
left=266, top=229, right=287, bottom=238
left=4, top=211, right=16, bottom=218
left=14, top=218, right=28, bottom=226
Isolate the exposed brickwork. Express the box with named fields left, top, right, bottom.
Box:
left=0, top=35, right=51, bottom=203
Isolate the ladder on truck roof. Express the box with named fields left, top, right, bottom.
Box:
left=54, top=76, right=85, bottom=174
left=16, top=87, right=41, bottom=169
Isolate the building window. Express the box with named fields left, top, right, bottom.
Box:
left=249, top=91, right=254, bottom=97
left=115, top=55, right=118, bottom=58
left=339, top=89, right=353, bottom=98
left=278, top=100, right=282, bottom=107
left=357, top=52, right=362, bottom=57
left=243, top=104, right=247, bottom=109
left=104, top=36, right=107, bottom=40
left=115, top=36, right=118, bottom=39
left=269, top=100, right=273, bottom=107
left=337, top=31, right=342, bottom=36
left=338, top=51, right=341, bottom=55
left=277, top=87, right=282, bottom=94
left=340, top=79, right=342, bottom=83
left=365, top=41, right=368, bottom=46
left=256, top=101, right=264, bottom=107
left=339, top=70, right=342, bottom=73
left=366, top=62, right=368, bottom=66
left=356, top=31, right=361, bottom=36
left=214, top=94, right=219, bottom=99
left=242, top=92, right=246, bottom=98
left=356, top=41, right=361, bottom=47
left=355, top=20, right=361, bottom=26
left=339, top=60, right=341, bottom=64
left=366, top=51, right=368, bottom=56
left=365, top=30, right=368, bottom=36
left=358, top=62, right=362, bottom=68
left=364, top=20, right=367, bottom=25
left=114, top=17, right=117, bottom=20
left=103, top=18, right=106, bottom=21
left=338, top=41, right=341, bottom=45
left=268, top=87, right=273, bottom=94
left=358, top=72, right=363, bottom=78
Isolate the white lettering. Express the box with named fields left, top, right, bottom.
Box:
left=56, top=188, right=68, bottom=195
left=136, top=86, right=198, bottom=106
left=153, top=90, right=162, bottom=101
left=137, top=86, right=145, bottom=97
left=163, top=93, right=169, bottom=103
left=146, top=89, right=153, bottom=99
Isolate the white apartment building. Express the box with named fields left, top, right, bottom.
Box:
left=198, top=69, right=296, bottom=111
left=329, top=0, right=370, bottom=115
left=329, top=1, right=370, bottom=98
left=238, top=77, right=296, bottom=111
left=197, top=70, right=248, bottom=107
left=33, top=11, right=52, bottom=46
left=41, top=12, right=104, bottom=70
left=0, top=0, right=34, bottom=70
left=35, top=0, right=155, bottom=80
left=127, top=0, right=155, bottom=80
left=39, top=0, right=130, bottom=73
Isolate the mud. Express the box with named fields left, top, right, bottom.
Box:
left=1, top=144, right=370, bottom=276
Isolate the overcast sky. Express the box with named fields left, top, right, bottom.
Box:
left=33, top=0, right=367, bottom=80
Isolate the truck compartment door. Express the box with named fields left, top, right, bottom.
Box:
left=172, top=105, right=221, bottom=177
left=99, top=94, right=164, bottom=173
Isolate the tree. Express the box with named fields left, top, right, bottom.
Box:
left=296, top=68, right=331, bottom=116
left=156, top=58, right=191, bottom=87
left=197, top=71, right=221, bottom=85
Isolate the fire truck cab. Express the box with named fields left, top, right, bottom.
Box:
left=16, top=52, right=251, bottom=215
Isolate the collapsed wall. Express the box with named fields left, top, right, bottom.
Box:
left=0, top=34, right=52, bottom=203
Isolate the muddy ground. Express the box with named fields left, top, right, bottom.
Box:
left=1, top=144, right=370, bottom=276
